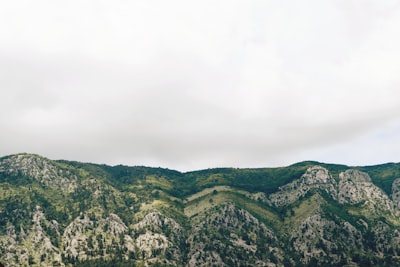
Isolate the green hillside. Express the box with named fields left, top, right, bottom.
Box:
left=0, top=153, right=399, bottom=266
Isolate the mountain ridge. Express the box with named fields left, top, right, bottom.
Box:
left=1, top=153, right=400, bottom=266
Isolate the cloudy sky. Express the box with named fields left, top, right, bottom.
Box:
left=1, top=0, right=400, bottom=171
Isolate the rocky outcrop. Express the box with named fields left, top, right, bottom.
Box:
left=133, top=212, right=186, bottom=266
left=392, top=178, right=400, bottom=210
left=0, top=206, right=63, bottom=267
left=62, top=209, right=131, bottom=262
left=0, top=153, right=77, bottom=192
left=269, top=167, right=396, bottom=216
left=187, top=203, right=283, bottom=266
left=290, top=213, right=363, bottom=265
left=338, top=170, right=394, bottom=215
left=370, top=222, right=400, bottom=257
left=269, top=166, right=337, bottom=207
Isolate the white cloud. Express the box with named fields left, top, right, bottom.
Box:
left=1, top=0, right=400, bottom=171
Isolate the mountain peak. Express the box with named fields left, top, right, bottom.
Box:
left=0, top=153, right=77, bottom=191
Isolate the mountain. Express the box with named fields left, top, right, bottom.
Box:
left=0, top=153, right=400, bottom=266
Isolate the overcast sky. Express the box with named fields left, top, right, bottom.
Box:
left=1, top=0, right=400, bottom=171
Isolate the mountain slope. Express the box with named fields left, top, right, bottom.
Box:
left=0, top=153, right=399, bottom=266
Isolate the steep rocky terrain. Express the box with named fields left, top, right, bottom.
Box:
left=1, top=153, right=400, bottom=266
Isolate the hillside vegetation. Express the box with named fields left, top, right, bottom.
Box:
left=0, top=153, right=400, bottom=266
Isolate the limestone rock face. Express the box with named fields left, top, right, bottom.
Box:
left=269, top=166, right=337, bottom=207
left=0, top=206, right=64, bottom=267
left=392, top=178, right=400, bottom=210
left=290, top=214, right=363, bottom=265
left=133, top=212, right=186, bottom=266
left=338, top=170, right=394, bottom=214
left=62, top=209, right=131, bottom=262
left=338, top=169, right=372, bottom=204
left=187, top=203, right=283, bottom=267
left=0, top=153, right=77, bottom=192
left=370, top=222, right=400, bottom=256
